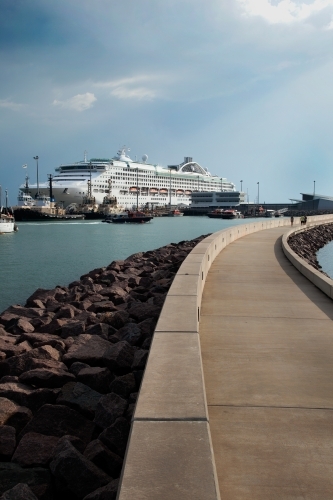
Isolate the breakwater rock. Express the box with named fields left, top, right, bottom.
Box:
left=0, top=234, right=209, bottom=500
left=288, top=223, right=333, bottom=276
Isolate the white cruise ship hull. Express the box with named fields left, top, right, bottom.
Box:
left=20, top=150, right=236, bottom=209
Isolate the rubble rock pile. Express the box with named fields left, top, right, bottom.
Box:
left=0, top=234, right=210, bottom=500
left=288, top=223, right=333, bottom=276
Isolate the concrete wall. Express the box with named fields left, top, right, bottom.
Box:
left=117, top=214, right=333, bottom=500
left=282, top=219, right=333, bottom=300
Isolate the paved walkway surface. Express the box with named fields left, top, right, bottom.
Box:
left=199, top=226, right=333, bottom=500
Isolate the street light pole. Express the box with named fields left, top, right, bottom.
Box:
left=136, top=166, right=139, bottom=211
left=33, top=156, right=39, bottom=197
left=257, top=182, right=259, bottom=216
left=313, top=180, right=316, bottom=211
left=0, top=184, right=2, bottom=208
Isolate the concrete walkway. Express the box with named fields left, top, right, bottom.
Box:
left=199, top=226, right=333, bottom=500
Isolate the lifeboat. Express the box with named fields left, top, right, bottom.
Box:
left=185, top=190, right=192, bottom=195
left=129, top=187, right=138, bottom=193
left=149, top=188, right=158, bottom=194
left=176, top=189, right=184, bottom=195
left=160, top=188, right=168, bottom=195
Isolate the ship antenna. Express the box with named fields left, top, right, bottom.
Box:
left=84, top=150, right=88, bottom=162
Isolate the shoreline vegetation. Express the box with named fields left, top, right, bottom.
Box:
left=0, top=234, right=209, bottom=500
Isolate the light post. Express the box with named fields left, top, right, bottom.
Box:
left=136, top=166, right=139, bottom=210
left=0, top=184, right=2, bottom=207
left=33, top=156, right=39, bottom=197
left=169, top=168, right=172, bottom=210
left=313, top=180, right=315, bottom=212
left=257, top=181, right=259, bottom=216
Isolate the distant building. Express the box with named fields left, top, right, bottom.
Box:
left=190, top=191, right=246, bottom=209
left=290, top=193, right=333, bottom=211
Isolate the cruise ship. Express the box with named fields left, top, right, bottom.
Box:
left=20, top=148, right=236, bottom=209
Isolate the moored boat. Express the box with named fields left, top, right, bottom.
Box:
left=207, top=209, right=225, bottom=219
left=220, top=209, right=242, bottom=219
left=106, top=211, right=153, bottom=224
left=0, top=212, right=18, bottom=233
left=167, top=209, right=184, bottom=217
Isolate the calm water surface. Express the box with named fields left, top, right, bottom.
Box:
left=0, top=217, right=250, bottom=313
left=317, top=241, right=333, bottom=279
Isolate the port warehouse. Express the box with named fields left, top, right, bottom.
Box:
left=185, top=191, right=290, bottom=215
left=184, top=192, right=333, bottom=215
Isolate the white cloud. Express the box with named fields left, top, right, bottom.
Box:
left=94, top=74, right=169, bottom=101
left=53, top=92, right=97, bottom=111
left=0, top=99, right=24, bottom=111
left=236, top=0, right=333, bottom=26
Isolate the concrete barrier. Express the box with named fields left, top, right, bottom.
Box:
left=282, top=219, right=333, bottom=300
left=117, top=214, right=333, bottom=500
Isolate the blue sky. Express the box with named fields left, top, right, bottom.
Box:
left=1, top=0, right=333, bottom=204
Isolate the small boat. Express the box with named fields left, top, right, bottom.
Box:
left=106, top=211, right=153, bottom=224
left=168, top=209, right=184, bottom=217
left=207, top=209, right=225, bottom=219
left=0, top=212, right=18, bottom=234
left=220, top=209, right=241, bottom=219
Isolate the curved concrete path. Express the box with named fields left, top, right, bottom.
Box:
left=200, top=226, right=333, bottom=499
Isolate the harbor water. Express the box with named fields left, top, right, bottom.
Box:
left=0, top=217, right=249, bottom=313
left=317, top=241, right=333, bottom=279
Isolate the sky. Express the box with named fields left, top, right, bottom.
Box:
left=1, top=0, right=333, bottom=205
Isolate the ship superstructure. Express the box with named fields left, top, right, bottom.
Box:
left=20, top=148, right=235, bottom=208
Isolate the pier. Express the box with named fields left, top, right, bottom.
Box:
left=118, top=215, right=333, bottom=499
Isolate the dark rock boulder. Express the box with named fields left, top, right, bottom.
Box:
left=82, top=479, right=119, bottom=500
left=85, top=323, right=110, bottom=339
left=18, top=368, right=75, bottom=389
left=84, top=440, right=123, bottom=478
left=5, top=319, right=35, bottom=336
left=94, top=393, right=128, bottom=430
left=0, top=463, right=52, bottom=499
left=0, top=483, right=38, bottom=500
left=62, top=335, right=113, bottom=367
left=0, top=383, right=59, bottom=412
left=99, top=417, right=130, bottom=458
left=0, top=425, right=16, bottom=460
left=56, top=382, right=102, bottom=419
left=19, top=404, right=95, bottom=446
left=115, top=323, right=142, bottom=346
left=77, top=367, right=113, bottom=394
left=50, top=438, right=111, bottom=499
left=127, top=302, right=160, bottom=322
left=132, top=349, right=149, bottom=370
left=103, top=341, right=135, bottom=373
left=109, top=373, right=136, bottom=399
left=0, top=338, right=31, bottom=358
left=60, top=320, right=86, bottom=339
left=0, top=398, right=32, bottom=433
left=12, top=432, right=59, bottom=467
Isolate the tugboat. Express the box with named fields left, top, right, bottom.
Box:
left=105, top=210, right=153, bottom=224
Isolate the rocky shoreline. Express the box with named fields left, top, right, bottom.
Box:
left=0, top=234, right=210, bottom=500
left=288, top=223, right=333, bottom=277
